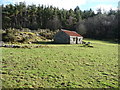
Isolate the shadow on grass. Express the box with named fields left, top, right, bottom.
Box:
left=33, top=41, right=54, bottom=44
left=32, top=41, right=70, bottom=45
left=101, top=39, right=119, bottom=44
left=85, top=38, right=119, bottom=44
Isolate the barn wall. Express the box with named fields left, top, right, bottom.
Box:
left=54, top=31, right=70, bottom=44
left=70, top=36, right=77, bottom=44
left=70, top=36, right=83, bottom=44
left=77, top=37, right=83, bottom=44
left=54, top=30, right=83, bottom=44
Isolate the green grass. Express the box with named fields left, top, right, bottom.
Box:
left=1, top=39, right=119, bottom=88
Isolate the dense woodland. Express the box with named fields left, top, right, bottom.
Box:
left=1, top=2, right=119, bottom=41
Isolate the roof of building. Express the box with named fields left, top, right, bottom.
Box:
left=61, top=29, right=82, bottom=37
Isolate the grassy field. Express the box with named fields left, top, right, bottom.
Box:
left=1, top=39, right=119, bottom=88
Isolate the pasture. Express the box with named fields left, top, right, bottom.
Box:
left=1, top=39, right=119, bottom=88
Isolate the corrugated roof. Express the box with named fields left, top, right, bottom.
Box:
left=61, top=29, right=82, bottom=37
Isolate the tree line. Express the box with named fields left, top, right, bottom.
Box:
left=2, top=2, right=119, bottom=41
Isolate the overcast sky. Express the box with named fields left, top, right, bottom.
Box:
left=0, top=0, right=119, bottom=11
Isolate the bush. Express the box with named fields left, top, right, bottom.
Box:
left=38, top=29, right=58, bottom=40
left=2, top=29, right=20, bottom=42
left=2, top=28, right=40, bottom=43
left=83, top=42, right=94, bottom=48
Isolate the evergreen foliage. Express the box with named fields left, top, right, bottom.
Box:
left=2, top=2, right=118, bottom=40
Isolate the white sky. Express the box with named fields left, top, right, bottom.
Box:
left=1, top=0, right=119, bottom=11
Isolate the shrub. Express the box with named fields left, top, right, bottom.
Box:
left=83, top=42, right=94, bottom=48
left=2, top=28, right=40, bottom=43
left=2, top=29, right=20, bottom=42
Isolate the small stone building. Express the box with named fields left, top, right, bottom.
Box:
left=54, top=29, right=83, bottom=44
